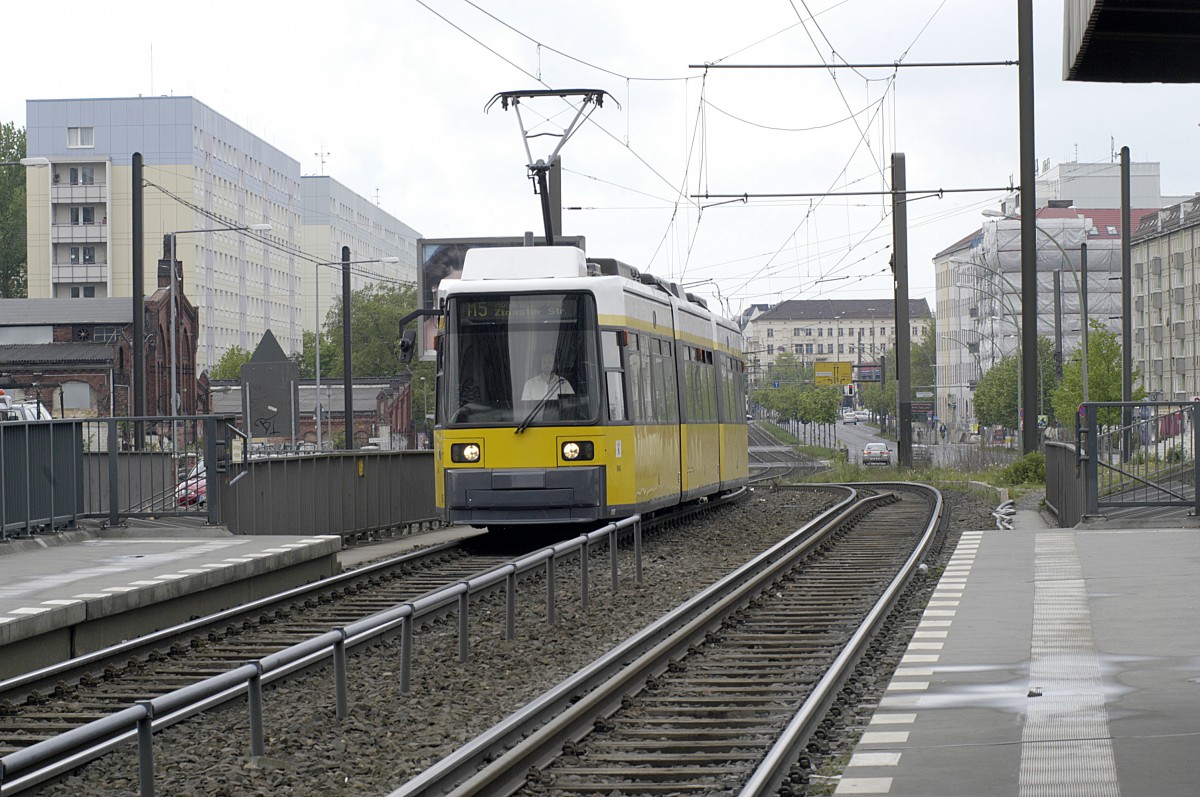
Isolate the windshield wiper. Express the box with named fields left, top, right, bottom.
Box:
left=515, top=377, right=565, bottom=434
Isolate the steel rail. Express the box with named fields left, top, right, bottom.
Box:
left=387, top=486, right=868, bottom=797
left=739, top=482, right=944, bottom=796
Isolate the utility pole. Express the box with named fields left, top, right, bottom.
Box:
left=132, top=153, right=144, bottom=424
left=892, top=152, right=912, bottom=468
left=1018, top=0, right=1038, bottom=454
left=342, top=245, right=354, bottom=449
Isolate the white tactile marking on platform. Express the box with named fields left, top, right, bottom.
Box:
left=861, top=731, right=909, bottom=744
left=932, top=591, right=962, bottom=599
left=907, top=641, right=945, bottom=650
left=901, top=654, right=939, bottom=664
left=9, top=607, right=52, bottom=615
left=913, top=630, right=948, bottom=638
left=102, top=586, right=138, bottom=593
left=835, top=778, right=893, bottom=794
left=879, top=695, right=923, bottom=708
left=927, top=601, right=959, bottom=607
left=1018, top=532, right=1119, bottom=796
left=886, top=681, right=928, bottom=692
left=261, top=548, right=290, bottom=553
left=922, top=609, right=956, bottom=617
left=40, top=599, right=83, bottom=606
left=869, top=713, right=916, bottom=724
left=128, top=580, right=164, bottom=586
left=848, top=752, right=902, bottom=767
left=893, top=667, right=934, bottom=676
left=0, top=616, right=15, bottom=624
left=72, top=593, right=111, bottom=599
left=919, top=619, right=952, bottom=627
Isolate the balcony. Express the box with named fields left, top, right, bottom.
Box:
left=1176, top=322, right=1188, bottom=340
left=51, top=182, right=107, bottom=204
left=50, top=223, right=108, bottom=244
left=1173, top=287, right=1186, bottom=306
left=1135, top=328, right=1145, bottom=344
left=1135, top=296, right=1144, bottom=312
left=1152, top=326, right=1164, bottom=343
left=52, top=262, right=108, bottom=283
left=1151, top=292, right=1163, bottom=309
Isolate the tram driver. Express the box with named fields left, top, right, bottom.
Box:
left=521, top=351, right=575, bottom=403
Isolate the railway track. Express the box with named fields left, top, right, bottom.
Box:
left=391, top=484, right=942, bottom=797
left=0, top=489, right=777, bottom=795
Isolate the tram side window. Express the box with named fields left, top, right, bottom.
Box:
left=603, top=330, right=627, bottom=422
left=627, top=334, right=645, bottom=422
left=651, top=338, right=678, bottom=423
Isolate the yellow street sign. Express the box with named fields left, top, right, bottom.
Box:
left=814, top=361, right=852, bottom=386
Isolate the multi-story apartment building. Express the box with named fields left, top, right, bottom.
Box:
left=744, top=298, right=932, bottom=385
left=23, top=96, right=420, bottom=374
left=933, top=158, right=1166, bottom=431
left=1130, top=197, right=1200, bottom=401
left=300, top=176, right=421, bottom=331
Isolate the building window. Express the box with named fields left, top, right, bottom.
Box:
left=67, top=127, right=94, bottom=148
left=83, top=246, right=96, bottom=264
left=793, top=344, right=802, bottom=354
left=70, top=286, right=96, bottom=299
left=70, top=247, right=80, bottom=264
left=817, top=328, right=823, bottom=337
left=93, top=325, right=120, bottom=344
left=793, top=328, right=801, bottom=336
left=806, top=343, right=813, bottom=354
left=766, top=328, right=774, bottom=338
left=766, top=344, right=774, bottom=355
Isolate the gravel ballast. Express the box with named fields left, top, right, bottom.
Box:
left=31, top=483, right=1007, bottom=797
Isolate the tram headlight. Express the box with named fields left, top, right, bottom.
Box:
left=560, top=441, right=594, bottom=461
left=451, top=442, right=481, bottom=463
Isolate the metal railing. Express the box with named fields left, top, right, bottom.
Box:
left=1045, top=441, right=1085, bottom=527
left=4, top=415, right=439, bottom=538
left=1077, top=401, right=1200, bottom=517
left=0, top=516, right=648, bottom=796
left=1, top=421, right=84, bottom=538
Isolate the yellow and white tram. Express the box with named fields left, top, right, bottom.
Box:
left=432, top=246, right=748, bottom=530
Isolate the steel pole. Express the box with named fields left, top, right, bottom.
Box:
left=132, top=154, right=145, bottom=444
left=1018, top=0, right=1038, bottom=454
left=892, top=153, right=912, bottom=467
left=169, top=232, right=178, bottom=426
left=342, top=246, right=354, bottom=449
left=315, top=261, right=322, bottom=449
left=1080, top=242, right=1089, bottom=404
left=1121, top=146, right=1133, bottom=458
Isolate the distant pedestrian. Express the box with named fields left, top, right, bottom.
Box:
left=940, top=422, right=947, bottom=442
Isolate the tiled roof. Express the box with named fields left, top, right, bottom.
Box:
left=756, top=298, right=931, bottom=322
left=0, top=343, right=115, bottom=365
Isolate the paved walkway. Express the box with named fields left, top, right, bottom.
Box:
left=834, top=504, right=1200, bottom=796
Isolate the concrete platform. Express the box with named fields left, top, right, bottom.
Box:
left=834, top=508, right=1200, bottom=796
left=0, top=522, right=341, bottom=678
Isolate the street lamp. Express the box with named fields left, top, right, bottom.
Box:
left=169, top=223, right=271, bottom=436
left=0, top=157, right=50, bottom=168
left=311, top=254, right=399, bottom=449
left=981, top=209, right=1089, bottom=403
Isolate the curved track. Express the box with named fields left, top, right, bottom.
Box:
left=390, top=483, right=943, bottom=797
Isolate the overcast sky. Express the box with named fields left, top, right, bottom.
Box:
left=4, top=1, right=1198, bottom=315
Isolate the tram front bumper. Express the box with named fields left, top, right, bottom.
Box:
left=445, top=467, right=604, bottom=524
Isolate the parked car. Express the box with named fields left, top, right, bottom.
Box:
left=855, top=410, right=870, bottom=421
left=842, top=412, right=857, bottom=425
left=176, top=462, right=207, bottom=507
left=862, top=442, right=891, bottom=466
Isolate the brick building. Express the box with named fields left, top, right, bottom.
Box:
left=0, top=251, right=199, bottom=417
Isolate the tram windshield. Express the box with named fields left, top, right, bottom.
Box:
left=444, top=292, right=601, bottom=427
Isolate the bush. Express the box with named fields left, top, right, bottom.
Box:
left=999, top=451, right=1045, bottom=486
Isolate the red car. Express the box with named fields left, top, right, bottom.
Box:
left=176, top=464, right=207, bottom=506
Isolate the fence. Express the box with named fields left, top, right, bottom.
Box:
left=1078, top=400, right=1200, bottom=517
left=1044, top=441, right=1084, bottom=527
left=3, top=415, right=439, bottom=539
left=219, top=449, right=437, bottom=537
left=1, top=421, right=84, bottom=538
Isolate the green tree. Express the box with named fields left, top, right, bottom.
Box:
left=323, top=282, right=419, bottom=378
left=974, top=336, right=1058, bottom=428
left=210, top=345, right=253, bottom=380
left=0, top=123, right=28, bottom=298
left=290, top=328, right=338, bottom=380
left=1051, top=320, right=1142, bottom=427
